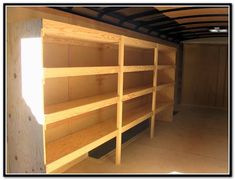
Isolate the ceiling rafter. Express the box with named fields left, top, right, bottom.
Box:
left=153, top=20, right=228, bottom=30
left=119, top=7, right=224, bottom=25
left=85, top=7, right=178, bottom=42
left=136, top=14, right=228, bottom=30
left=156, top=20, right=228, bottom=33
left=167, top=25, right=228, bottom=35
left=182, top=34, right=228, bottom=41
left=97, top=7, right=128, bottom=18
left=181, top=31, right=228, bottom=37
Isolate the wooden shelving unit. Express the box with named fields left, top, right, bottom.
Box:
left=17, top=19, right=176, bottom=173
left=156, top=44, right=176, bottom=122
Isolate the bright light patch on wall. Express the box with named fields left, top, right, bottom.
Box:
left=21, top=38, right=44, bottom=125
left=209, top=27, right=228, bottom=33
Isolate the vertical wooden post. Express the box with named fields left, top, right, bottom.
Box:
left=150, top=46, right=158, bottom=139
left=116, top=36, right=124, bottom=165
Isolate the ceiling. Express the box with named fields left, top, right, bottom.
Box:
left=52, top=6, right=229, bottom=44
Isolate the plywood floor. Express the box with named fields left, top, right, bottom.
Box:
left=65, top=106, right=229, bottom=174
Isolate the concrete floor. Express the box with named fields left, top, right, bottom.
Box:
left=65, top=106, right=229, bottom=174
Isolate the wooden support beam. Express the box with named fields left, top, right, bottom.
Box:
left=116, top=36, right=124, bottom=165
left=150, top=47, right=158, bottom=139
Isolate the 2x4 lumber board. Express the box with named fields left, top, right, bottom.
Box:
left=155, top=102, right=174, bottom=114
left=157, top=83, right=175, bottom=91
left=116, top=36, right=124, bottom=165
left=42, top=19, right=120, bottom=43
left=46, top=120, right=117, bottom=173
left=44, top=93, right=118, bottom=125
left=44, top=66, right=119, bottom=78
left=123, top=86, right=153, bottom=101
left=122, top=105, right=152, bottom=133
left=123, top=65, right=154, bottom=73
left=157, top=65, right=176, bottom=70
left=151, top=47, right=158, bottom=139
left=123, top=36, right=157, bottom=49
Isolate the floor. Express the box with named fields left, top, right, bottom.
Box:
left=65, top=106, right=229, bottom=174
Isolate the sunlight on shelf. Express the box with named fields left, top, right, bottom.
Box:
left=21, top=37, right=44, bottom=125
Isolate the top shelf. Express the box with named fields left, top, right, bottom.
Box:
left=42, top=19, right=120, bottom=44
left=123, top=36, right=157, bottom=49
left=41, top=19, right=158, bottom=49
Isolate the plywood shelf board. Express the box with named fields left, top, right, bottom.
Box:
left=45, top=92, right=118, bottom=125
left=157, top=65, right=176, bottom=70
left=46, top=120, right=117, bottom=172
left=44, top=66, right=119, bottom=78
left=122, top=104, right=152, bottom=133
left=123, top=65, right=155, bottom=73
left=123, top=85, right=153, bottom=101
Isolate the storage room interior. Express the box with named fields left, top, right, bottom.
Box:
left=6, top=5, right=230, bottom=174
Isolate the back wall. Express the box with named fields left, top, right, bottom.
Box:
left=181, top=43, right=228, bottom=109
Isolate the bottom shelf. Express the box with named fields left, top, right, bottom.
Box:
left=46, top=120, right=117, bottom=173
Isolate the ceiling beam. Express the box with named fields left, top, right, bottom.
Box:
left=120, top=7, right=224, bottom=25
left=170, top=28, right=228, bottom=38
left=97, top=7, right=128, bottom=18
left=182, top=31, right=228, bottom=37
left=84, top=7, right=177, bottom=42
left=182, top=34, right=228, bottom=41
left=153, top=20, right=228, bottom=31
left=167, top=25, right=228, bottom=35
left=136, top=14, right=228, bottom=30
left=154, top=21, right=228, bottom=33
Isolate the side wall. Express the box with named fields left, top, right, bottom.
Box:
left=181, top=43, right=228, bottom=109
left=7, top=19, right=45, bottom=173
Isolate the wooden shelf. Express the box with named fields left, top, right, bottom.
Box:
left=123, top=36, right=157, bottom=49
left=44, top=66, right=119, bottom=78
left=155, top=102, right=173, bottom=114
left=45, top=93, right=118, bottom=125
left=123, top=65, right=154, bottom=73
left=46, top=120, right=117, bottom=173
left=42, top=19, right=120, bottom=43
left=157, top=65, right=176, bottom=70
left=157, top=83, right=174, bottom=91
left=122, top=104, right=152, bottom=133
left=123, top=86, right=153, bottom=101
